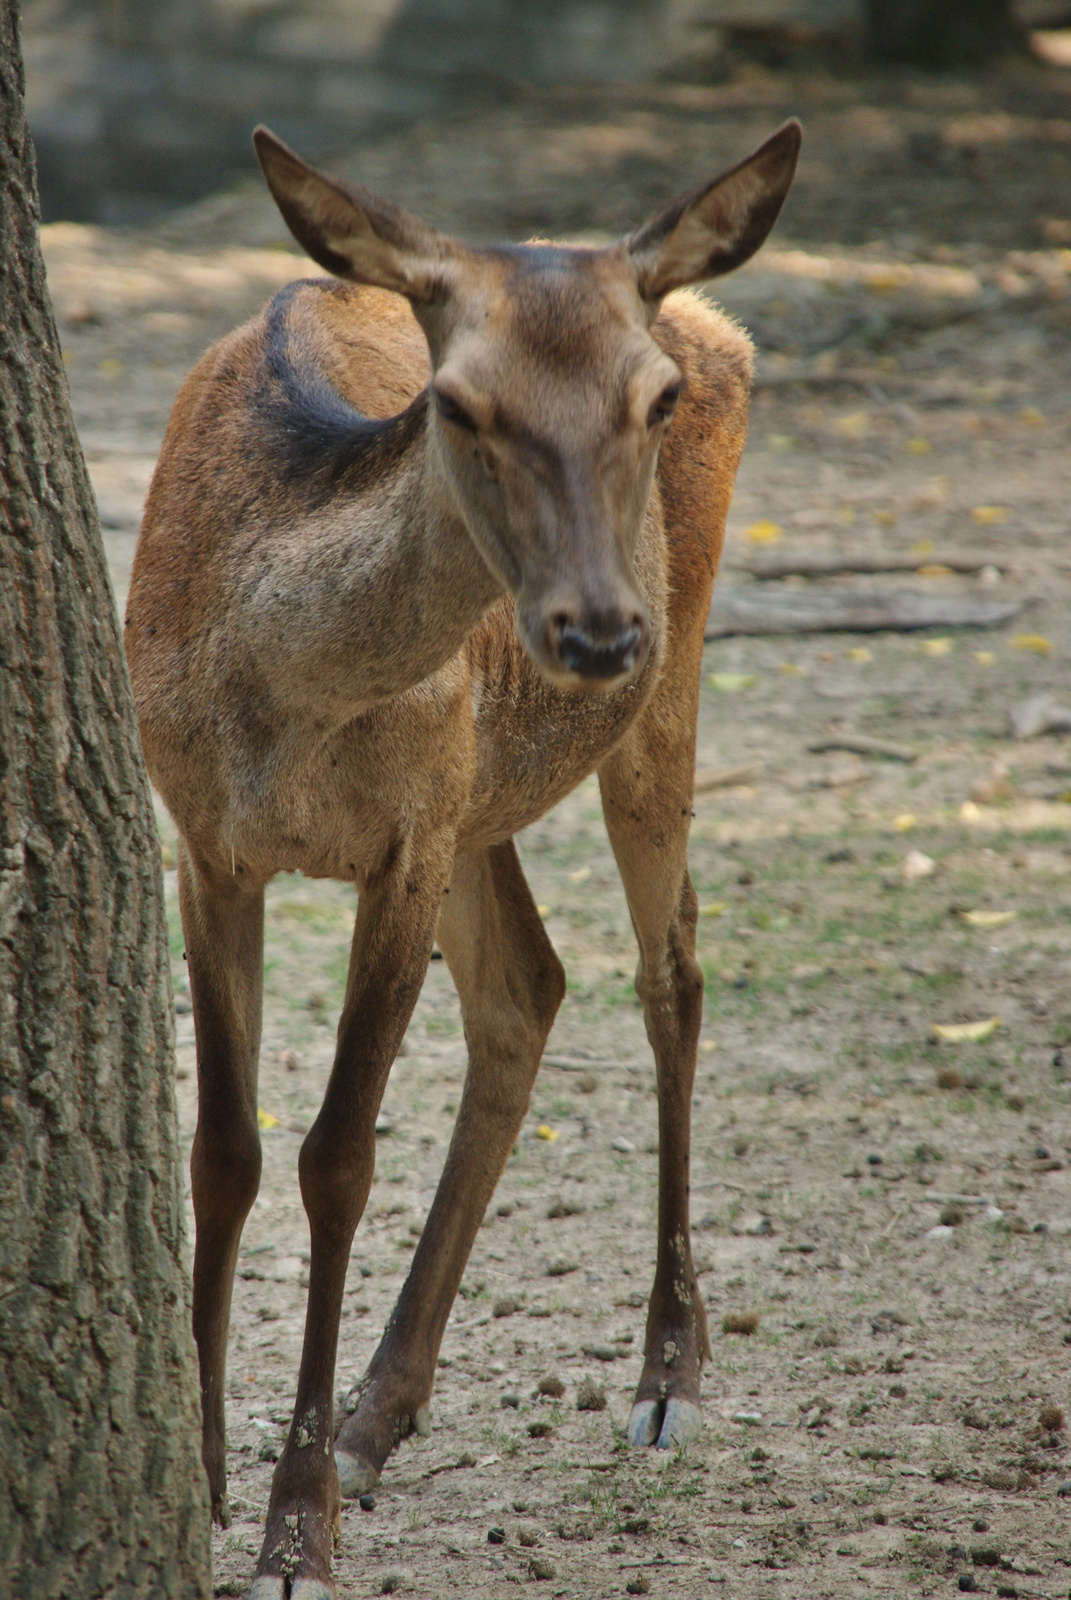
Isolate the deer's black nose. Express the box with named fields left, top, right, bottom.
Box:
left=556, top=621, right=645, bottom=681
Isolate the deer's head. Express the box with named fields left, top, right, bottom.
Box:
left=255, top=121, right=800, bottom=691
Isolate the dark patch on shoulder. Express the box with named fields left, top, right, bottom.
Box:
left=257, top=279, right=426, bottom=506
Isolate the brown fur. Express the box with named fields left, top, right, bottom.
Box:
left=125, top=121, right=798, bottom=1598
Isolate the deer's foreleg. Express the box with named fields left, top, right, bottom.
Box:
left=599, top=719, right=711, bottom=1454
left=252, top=835, right=452, bottom=1600
left=334, top=840, right=565, bottom=1496
left=180, top=845, right=266, bottom=1528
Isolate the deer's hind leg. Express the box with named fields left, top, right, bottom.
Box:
left=599, top=689, right=711, bottom=1454
left=179, top=843, right=266, bottom=1527
left=335, top=839, right=565, bottom=1493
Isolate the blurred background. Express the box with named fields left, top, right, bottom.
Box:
left=23, top=0, right=1071, bottom=229
left=25, top=9, right=1071, bottom=1592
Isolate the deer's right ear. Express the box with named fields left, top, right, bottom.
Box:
left=627, top=119, right=801, bottom=303
left=253, top=126, right=464, bottom=304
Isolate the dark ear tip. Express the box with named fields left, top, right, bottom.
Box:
left=253, top=125, right=300, bottom=174
left=769, top=118, right=803, bottom=159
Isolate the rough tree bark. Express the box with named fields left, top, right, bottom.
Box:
left=864, top=0, right=1026, bottom=66
left=0, top=3, right=212, bottom=1595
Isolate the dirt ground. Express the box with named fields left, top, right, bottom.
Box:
left=45, top=50, right=1071, bottom=1600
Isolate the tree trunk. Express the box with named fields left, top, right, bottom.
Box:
left=864, top=0, right=1026, bottom=66
left=0, top=4, right=212, bottom=1596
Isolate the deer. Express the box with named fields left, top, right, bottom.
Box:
left=125, top=117, right=800, bottom=1598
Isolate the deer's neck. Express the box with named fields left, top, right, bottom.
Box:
left=237, top=405, right=502, bottom=727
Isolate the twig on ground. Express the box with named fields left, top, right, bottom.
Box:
left=881, top=1207, right=906, bottom=1238
left=541, top=1054, right=622, bottom=1072
left=808, top=734, right=918, bottom=762
left=728, top=551, right=999, bottom=580
left=693, top=761, right=764, bottom=794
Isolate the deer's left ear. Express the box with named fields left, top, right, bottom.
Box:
left=253, top=125, right=467, bottom=303
left=626, top=119, right=801, bottom=303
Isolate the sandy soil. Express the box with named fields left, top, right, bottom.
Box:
left=45, top=54, right=1071, bottom=1599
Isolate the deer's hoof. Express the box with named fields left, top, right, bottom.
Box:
left=627, top=1400, right=661, bottom=1448
left=212, top=1490, right=232, bottom=1529
left=628, top=1397, right=703, bottom=1451
left=335, top=1447, right=380, bottom=1499
left=250, top=1581, right=335, bottom=1600
left=656, top=1398, right=703, bottom=1451
left=413, top=1405, right=433, bottom=1438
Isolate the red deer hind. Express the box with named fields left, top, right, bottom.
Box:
left=126, top=118, right=800, bottom=1598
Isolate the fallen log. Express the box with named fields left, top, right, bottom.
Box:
left=705, top=587, right=1021, bottom=638
left=728, top=550, right=998, bottom=580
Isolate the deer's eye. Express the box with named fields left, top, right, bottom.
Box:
left=648, top=381, right=682, bottom=428
left=434, top=388, right=477, bottom=433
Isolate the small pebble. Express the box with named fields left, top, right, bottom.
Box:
left=867, top=1153, right=883, bottom=1166
left=611, top=1135, right=636, bottom=1153
left=810, top=1490, right=827, bottom=1504
left=582, top=1342, right=619, bottom=1362
left=537, top=1374, right=565, bottom=1398
left=501, top=1393, right=521, bottom=1410
left=359, top=1493, right=376, bottom=1512
left=546, top=1258, right=578, bottom=1277
left=958, top=1576, right=978, bottom=1593
left=576, top=1377, right=606, bottom=1412
left=1057, top=1478, right=1071, bottom=1498
left=626, top=1581, right=650, bottom=1596
left=493, top=1295, right=522, bottom=1318
left=973, top=1519, right=989, bottom=1533
left=996, top=1585, right=1019, bottom=1599
left=380, top=1577, right=401, bottom=1596
left=487, top=1527, right=506, bottom=1545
